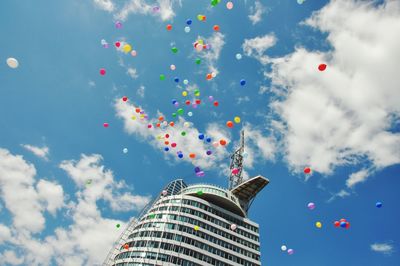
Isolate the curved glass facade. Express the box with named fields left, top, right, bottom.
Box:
left=109, top=180, right=263, bottom=266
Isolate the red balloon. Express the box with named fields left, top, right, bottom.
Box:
left=213, top=101, right=219, bottom=107
left=195, top=99, right=201, bottom=104
left=185, top=100, right=191, bottom=105
left=345, top=222, right=350, bottom=229
left=122, top=96, right=128, bottom=102
left=318, top=64, right=327, bottom=71
left=339, top=218, right=346, bottom=222
left=226, top=121, right=234, bottom=128
left=115, top=41, right=121, bottom=48
left=171, top=143, right=177, bottom=148
left=334, top=221, right=340, bottom=227
left=166, top=24, right=172, bottom=31
left=103, top=122, right=109, bottom=128
left=165, top=134, right=170, bottom=139
left=206, top=73, right=212, bottom=80
left=99, top=68, right=106, bottom=76
left=213, top=25, right=220, bottom=31
left=304, top=167, right=311, bottom=174
left=220, top=139, right=227, bottom=146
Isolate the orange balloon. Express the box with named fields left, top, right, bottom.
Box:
left=156, top=123, right=161, bottom=127
left=169, top=121, right=175, bottom=127
left=206, top=73, right=212, bottom=80
left=189, top=153, right=196, bottom=159
left=123, top=243, right=129, bottom=250
left=220, top=139, right=227, bottom=146
left=226, top=121, right=234, bottom=128
left=158, top=116, right=164, bottom=121
left=165, top=141, right=169, bottom=145
left=135, top=108, right=141, bottom=113
left=213, top=25, right=220, bottom=31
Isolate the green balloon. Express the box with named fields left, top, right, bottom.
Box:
left=195, top=58, right=201, bottom=65
left=172, top=113, right=177, bottom=118
left=197, top=190, right=203, bottom=195
left=177, top=108, right=184, bottom=115
left=160, top=74, right=165, bottom=80
left=116, top=224, right=121, bottom=228
left=171, top=47, right=178, bottom=53
left=181, top=131, right=186, bottom=136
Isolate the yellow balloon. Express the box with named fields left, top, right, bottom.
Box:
left=131, top=116, right=136, bottom=120
left=194, top=225, right=200, bottom=231
left=123, top=44, right=132, bottom=53
left=315, top=222, right=322, bottom=228
left=234, top=116, right=241, bottom=123
left=182, top=91, right=188, bottom=97
left=198, top=39, right=204, bottom=45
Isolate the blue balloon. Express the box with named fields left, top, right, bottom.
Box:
left=206, top=137, right=212, bottom=143
left=198, top=133, right=205, bottom=140
left=376, top=202, right=382, bottom=208
left=172, top=99, right=177, bottom=105
left=186, top=19, right=192, bottom=25
left=164, top=147, right=170, bottom=151
left=240, top=79, right=246, bottom=86
left=174, top=77, right=180, bottom=83
left=178, top=153, right=183, bottom=158
left=340, top=221, right=347, bottom=228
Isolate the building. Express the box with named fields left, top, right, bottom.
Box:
left=103, top=132, right=269, bottom=265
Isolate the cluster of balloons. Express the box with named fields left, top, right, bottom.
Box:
left=281, top=245, right=294, bottom=255
left=226, top=117, right=241, bottom=128
left=334, top=218, right=350, bottom=229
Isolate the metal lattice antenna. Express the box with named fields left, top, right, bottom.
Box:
left=229, top=130, right=245, bottom=190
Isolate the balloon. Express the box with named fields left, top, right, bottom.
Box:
left=164, top=147, right=170, bottom=151
left=178, top=153, right=184, bottom=158
left=318, top=63, right=327, bottom=71
left=334, top=221, right=340, bottom=227
left=116, top=223, right=120, bottom=228
left=196, top=45, right=203, bottom=52
left=226, top=121, right=234, bottom=128
left=186, top=19, right=192, bottom=25
left=211, top=72, right=217, bottom=78
left=131, top=50, right=137, bottom=56
left=195, top=58, right=201, bottom=65
left=287, top=249, right=294, bottom=255
left=160, top=74, right=165, bottom=80
left=181, top=131, right=187, bottom=136
left=177, top=108, right=184, bottom=115
left=195, top=99, right=201, bottom=104
left=304, top=167, right=311, bottom=174
left=213, top=25, right=220, bottom=31
left=170, top=64, right=176, bottom=70
left=226, top=1, right=233, bottom=9
left=307, top=202, right=315, bottom=210
left=213, top=101, right=219, bottom=107
left=206, top=150, right=212, bottom=155
left=123, top=44, right=132, bottom=53
left=189, top=153, right=196, bottom=159
left=188, top=112, right=193, bottom=117
left=166, top=24, right=172, bottom=31
left=183, top=79, right=189, bottom=85
left=183, top=122, right=190, bottom=128
left=212, top=141, right=219, bottom=148
left=198, top=134, right=205, bottom=140
left=194, top=225, right=200, bottom=231
left=240, top=79, right=246, bottom=86
left=185, top=100, right=191, bottom=105
left=197, top=190, right=203, bottom=195
left=340, top=221, right=347, bottom=228
left=184, top=26, right=191, bottom=33
left=174, top=77, right=179, bottom=83
left=194, top=167, right=201, bottom=173
left=297, top=0, right=304, bottom=4
left=100, top=68, right=106, bottom=75
left=152, top=6, right=160, bottom=12
left=196, top=171, right=205, bottom=177
left=86, top=179, right=92, bottom=185
left=206, top=73, right=212, bottom=80
left=281, top=245, right=287, bottom=251
left=171, top=47, right=178, bottom=53
left=115, top=41, right=121, bottom=48
left=376, top=202, right=382, bottom=208
left=231, top=168, right=239, bottom=175
left=161, top=190, right=168, bottom=196
left=230, top=224, right=237, bottom=231
left=123, top=148, right=128, bottom=154
left=103, top=122, right=109, bottom=128
left=220, top=139, right=227, bottom=146
left=236, top=53, right=242, bottom=60
left=345, top=222, right=350, bottom=229
left=115, top=21, right=122, bottom=28
left=234, top=116, right=241, bottom=123
left=194, top=89, right=200, bottom=96
left=315, top=222, right=322, bottom=228
left=208, top=96, right=214, bottom=101
left=6, top=58, right=19, bottom=68
left=122, top=96, right=128, bottom=102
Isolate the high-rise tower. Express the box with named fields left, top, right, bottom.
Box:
left=103, top=133, right=269, bottom=266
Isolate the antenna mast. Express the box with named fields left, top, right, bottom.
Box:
left=229, top=130, right=245, bottom=189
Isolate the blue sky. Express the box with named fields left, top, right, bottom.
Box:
left=0, top=0, right=399, bottom=265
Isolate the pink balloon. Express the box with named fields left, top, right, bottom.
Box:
left=226, top=1, right=233, bottom=9
left=99, top=68, right=106, bottom=75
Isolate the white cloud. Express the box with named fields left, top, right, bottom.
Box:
left=198, top=32, right=225, bottom=74
left=137, top=85, right=145, bottom=98
left=88, top=80, right=96, bottom=87
left=93, top=0, right=115, bottom=12
left=114, top=0, right=179, bottom=22
left=242, top=34, right=277, bottom=65
left=237, top=96, right=250, bottom=104
left=371, top=242, right=394, bottom=255
left=0, top=148, right=46, bottom=233
left=258, top=85, right=268, bottom=95
left=37, top=179, right=65, bottom=216
left=267, top=0, right=400, bottom=175
left=21, top=144, right=49, bottom=161
left=327, top=189, right=351, bottom=202
left=0, top=149, right=151, bottom=265
left=114, top=99, right=231, bottom=169
left=346, top=169, right=370, bottom=188
left=249, top=1, right=266, bottom=25
left=126, top=67, right=138, bottom=79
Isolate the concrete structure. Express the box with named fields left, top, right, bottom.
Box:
left=104, top=175, right=269, bottom=266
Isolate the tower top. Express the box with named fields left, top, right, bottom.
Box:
left=229, top=130, right=245, bottom=190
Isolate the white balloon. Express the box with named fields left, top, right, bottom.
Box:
left=6, top=58, right=18, bottom=68
left=184, top=26, right=191, bottom=33
left=281, top=245, right=287, bottom=251
left=123, top=148, right=128, bottom=154
left=183, top=79, right=189, bottom=85
left=235, top=53, right=242, bottom=60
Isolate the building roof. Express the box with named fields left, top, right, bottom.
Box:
left=230, top=175, right=269, bottom=212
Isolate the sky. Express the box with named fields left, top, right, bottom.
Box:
left=0, top=0, right=399, bottom=265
